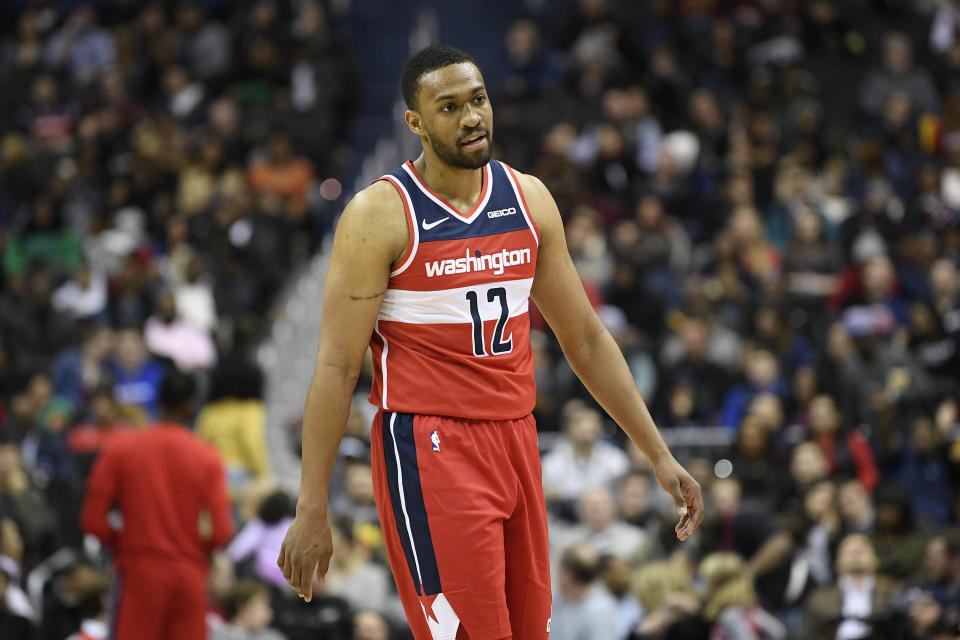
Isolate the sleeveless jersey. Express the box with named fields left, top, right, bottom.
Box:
left=368, top=159, right=539, bottom=420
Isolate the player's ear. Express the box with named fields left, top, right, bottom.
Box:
left=405, top=109, right=424, bottom=137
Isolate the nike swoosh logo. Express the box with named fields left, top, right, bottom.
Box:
left=421, top=217, right=449, bottom=231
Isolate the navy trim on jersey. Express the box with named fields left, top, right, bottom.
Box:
left=386, top=160, right=531, bottom=244
left=381, top=412, right=442, bottom=597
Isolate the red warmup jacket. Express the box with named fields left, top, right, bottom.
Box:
left=81, top=423, right=235, bottom=570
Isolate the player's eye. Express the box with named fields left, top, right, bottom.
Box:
left=474, top=94, right=486, bottom=105
left=441, top=103, right=455, bottom=112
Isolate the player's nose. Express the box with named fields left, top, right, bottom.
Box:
left=461, top=106, right=482, bottom=128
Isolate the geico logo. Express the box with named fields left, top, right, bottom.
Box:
left=487, top=207, right=517, bottom=218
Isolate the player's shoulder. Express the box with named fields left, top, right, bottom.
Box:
left=344, top=179, right=405, bottom=221
left=180, top=428, right=224, bottom=465
left=336, top=180, right=408, bottom=237
left=98, top=431, right=134, bottom=458
left=501, top=166, right=558, bottom=229
left=502, top=165, right=549, bottom=201
left=331, top=179, right=409, bottom=262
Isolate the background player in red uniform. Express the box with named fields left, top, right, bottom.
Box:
left=81, top=370, right=234, bottom=639
left=278, top=44, right=703, bottom=639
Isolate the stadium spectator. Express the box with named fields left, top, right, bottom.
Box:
left=790, top=480, right=842, bottom=588
left=66, top=388, right=132, bottom=479
left=144, top=289, right=217, bottom=372
left=838, top=478, right=876, bottom=536
left=629, top=558, right=703, bottom=639
left=702, top=478, right=797, bottom=614
left=617, top=471, right=667, bottom=545
left=247, top=130, right=315, bottom=222
left=352, top=611, right=390, bottom=640
left=552, top=485, right=649, bottom=561
left=0, top=561, right=31, bottom=639
left=107, top=328, right=164, bottom=420
left=860, top=32, right=939, bottom=120
left=917, top=532, right=958, bottom=606
left=871, top=487, right=929, bottom=582
left=719, top=348, right=786, bottom=430
left=226, top=490, right=294, bottom=592
left=328, top=460, right=379, bottom=527
left=657, top=314, right=735, bottom=420
left=942, top=530, right=960, bottom=605
left=807, top=394, right=879, bottom=492
left=172, top=253, right=218, bottom=334
left=212, top=581, right=286, bottom=640
left=0, top=442, right=56, bottom=569
left=49, top=325, right=112, bottom=408
left=889, top=416, right=955, bottom=527
left=929, top=258, right=960, bottom=331
left=805, top=533, right=901, bottom=640
left=907, top=301, right=960, bottom=398
left=324, top=522, right=400, bottom=625
left=786, top=441, right=830, bottom=509
left=726, top=413, right=789, bottom=512
left=601, top=555, right=642, bottom=640
left=197, top=358, right=269, bottom=491
left=699, top=552, right=786, bottom=640
left=45, top=6, right=115, bottom=88
left=63, top=568, right=110, bottom=640
left=51, top=264, right=108, bottom=321
left=550, top=544, right=619, bottom=640
left=542, top=403, right=630, bottom=514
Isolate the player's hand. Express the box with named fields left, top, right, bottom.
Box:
left=653, top=456, right=703, bottom=541
left=277, top=507, right=332, bottom=602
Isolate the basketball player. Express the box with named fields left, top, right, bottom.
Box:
left=82, top=370, right=234, bottom=639
left=278, top=44, right=703, bottom=640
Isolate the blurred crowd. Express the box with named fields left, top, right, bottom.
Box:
left=2, top=0, right=960, bottom=639
left=484, top=1, right=960, bottom=638
left=0, top=0, right=371, bottom=638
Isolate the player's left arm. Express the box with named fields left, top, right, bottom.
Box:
left=522, top=172, right=703, bottom=540
left=203, top=451, right=235, bottom=550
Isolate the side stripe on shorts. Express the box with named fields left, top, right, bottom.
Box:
left=382, top=412, right=442, bottom=597
left=107, top=570, right=123, bottom=639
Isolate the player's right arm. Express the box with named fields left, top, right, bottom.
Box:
left=80, top=443, right=121, bottom=547
left=277, top=180, right=407, bottom=602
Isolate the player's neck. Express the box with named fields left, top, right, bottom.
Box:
left=412, top=154, right=483, bottom=210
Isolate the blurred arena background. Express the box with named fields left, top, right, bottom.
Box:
left=1, top=0, right=959, bottom=639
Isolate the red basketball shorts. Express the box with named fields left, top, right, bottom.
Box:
left=109, top=560, right=207, bottom=640
left=370, top=411, right=552, bottom=640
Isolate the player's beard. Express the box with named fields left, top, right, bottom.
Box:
left=425, top=125, right=493, bottom=170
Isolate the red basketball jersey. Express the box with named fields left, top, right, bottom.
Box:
left=368, top=160, right=539, bottom=420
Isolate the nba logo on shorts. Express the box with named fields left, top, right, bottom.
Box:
left=430, top=430, right=440, bottom=452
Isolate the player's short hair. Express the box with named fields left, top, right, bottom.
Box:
left=158, top=368, right=196, bottom=415
left=401, top=43, right=479, bottom=110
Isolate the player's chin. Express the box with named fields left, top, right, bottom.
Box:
left=458, top=149, right=491, bottom=169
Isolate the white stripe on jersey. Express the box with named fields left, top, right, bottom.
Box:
left=378, top=278, right=533, bottom=325
left=500, top=166, right=539, bottom=247
left=380, top=175, right=420, bottom=277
